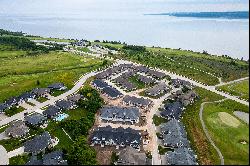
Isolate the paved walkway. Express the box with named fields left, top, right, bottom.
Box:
left=199, top=99, right=227, bottom=165
left=0, top=132, right=9, bottom=140
left=0, top=145, right=9, bottom=165
left=7, top=146, right=25, bottom=158
left=215, top=77, right=249, bottom=87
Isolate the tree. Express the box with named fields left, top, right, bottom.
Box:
left=67, top=136, right=97, bottom=165
left=36, top=80, right=40, bottom=85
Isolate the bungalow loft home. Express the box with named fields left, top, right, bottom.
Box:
left=120, top=70, right=136, bottom=78
left=147, top=69, right=167, bottom=80
left=48, top=83, right=67, bottom=91
left=160, top=119, right=189, bottom=148
left=113, top=77, right=137, bottom=91
left=165, top=147, right=198, bottom=165
left=123, top=95, right=152, bottom=109
left=115, top=146, right=147, bottom=165
left=55, top=99, right=77, bottom=110
left=5, top=120, right=29, bottom=138
left=137, top=75, right=155, bottom=85
left=99, top=106, right=140, bottom=124
left=25, top=113, right=47, bottom=127
left=92, top=79, right=123, bottom=99
left=92, top=79, right=110, bottom=90
left=24, top=131, right=53, bottom=155
left=18, top=92, right=36, bottom=103
left=26, top=150, right=68, bottom=165
left=67, top=94, right=83, bottom=103
left=43, top=105, right=62, bottom=119
left=133, top=65, right=150, bottom=74
left=90, top=126, right=141, bottom=150
left=160, top=101, right=184, bottom=120
left=171, top=79, right=192, bottom=89
left=145, top=82, right=170, bottom=97
left=31, top=88, right=51, bottom=98
left=177, top=90, right=197, bottom=106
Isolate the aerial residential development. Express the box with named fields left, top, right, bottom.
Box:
left=0, top=5, right=249, bottom=165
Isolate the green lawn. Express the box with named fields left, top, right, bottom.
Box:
left=0, top=50, right=107, bottom=103
left=36, top=97, right=48, bottom=103
left=181, top=87, right=224, bottom=165
left=158, top=145, right=171, bottom=155
left=9, top=154, right=30, bottom=165
left=4, top=107, right=25, bottom=117
left=203, top=100, right=249, bottom=165
left=65, top=107, right=88, bottom=120
left=46, top=121, right=73, bottom=150
left=217, top=80, right=249, bottom=101
left=51, top=90, right=66, bottom=97
left=153, top=115, right=168, bottom=126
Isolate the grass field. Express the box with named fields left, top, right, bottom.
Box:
left=203, top=99, right=249, bottom=165
left=181, top=87, right=224, bottom=165
left=217, top=79, right=249, bottom=101
left=0, top=50, right=109, bottom=102
left=153, top=115, right=168, bottom=126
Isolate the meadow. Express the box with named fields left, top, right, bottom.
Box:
left=217, top=79, right=249, bottom=101
left=0, top=47, right=109, bottom=102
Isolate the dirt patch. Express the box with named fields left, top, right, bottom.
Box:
left=218, top=112, right=240, bottom=127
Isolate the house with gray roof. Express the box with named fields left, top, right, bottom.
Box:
left=55, top=100, right=77, bottom=110
left=67, top=94, right=83, bottom=103
left=145, top=82, right=169, bottom=97
left=137, top=75, right=155, bottom=84
left=92, top=79, right=110, bottom=90
left=123, top=95, right=152, bottom=109
left=115, top=146, right=147, bottom=165
left=165, top=147, right=198, bottom=165
left=102, top=86, right=123, bottom=99
left=147, top=70, right=166, bottom=79
left=114, top=77, right=136, bottom=91
left=171, top=79, right=192, bottom=89
left=0, top=103, right=9, bottom=113
left=25, top=113, right=47, bottom=127
left=5, top=120, right=29, bottom=138
left=90, top=126, right=141, bottom=150
left=18, top=92, right=36, bottom=103
left=133, top=66, right=150, bottom=73
left=160, top=119, right=189, bottom=148
left=24, top=131, right=52, bottom=155
left=160, top=101, right=183, bottom=120
left=31, top=88, right=51, bottom=98
left=177, top=91, right=197, bottom=106
left=43, top=105, right=62, bottom=119
left=100, top=106, right=140, bottom=124
left=48, top=83, right=67, bottom=91
left=43, top=151, right=68, bottom=165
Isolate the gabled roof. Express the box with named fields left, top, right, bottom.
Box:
left=43, top=105, right=61, bottom=118
left=31, top=88, right=51, bottom=96
left=123, top=95, right=152, bottom=107
left=137, top=75, right=155, bottom=84
left=55, top=100, right=75, bottom=110
left=166, top=147, right=197, bottom=165
left=102, top=86, right=123, bottom=98
left=25, top=113, right=47, bottom=126
left=43, top=150, right=68, bottom=165
left=160, top=101, right=183, bottom=120
left=48, top=83, right=67, bottom=90
left=0, top=103, right=9, bottom=112
left=67, top=94, right=83, bottom=102
left=100, top=106, right=139, bottom=122
left=18, top=92, right=36, bottom=101
left=92, top=79, right=109, bottom=89
left=117, top=146, right=147, bottom=165
left=147, top=69, right=166, bottom=79
left=24, top=131, right=52, bottom=153
left=5, top=120, right=29, bottom=138
left=145, top=82, right=169, bottom=96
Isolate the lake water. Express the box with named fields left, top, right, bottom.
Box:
left=0, top=0, right=249, bottom=59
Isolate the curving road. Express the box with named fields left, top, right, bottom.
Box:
left=199, top=99, right=228, bottom=165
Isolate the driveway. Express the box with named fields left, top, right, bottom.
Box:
left=0, top=132, right=9, bottom=140
left=0, top=145, right=9, bottom=165
left=7, top=146, right=25, bottom=158
left=0, top=113, right=8, bottom=121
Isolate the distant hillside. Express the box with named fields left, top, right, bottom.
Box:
left=146, top=11, right=249, bottom=19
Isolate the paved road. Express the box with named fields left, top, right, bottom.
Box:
left=0, top=145, right=9, bottom=165
left=233, top=111, right=249, bottom=124
left=215, top=77, right=249, bottom=87
left=199, top=99, right=227, bottom=165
